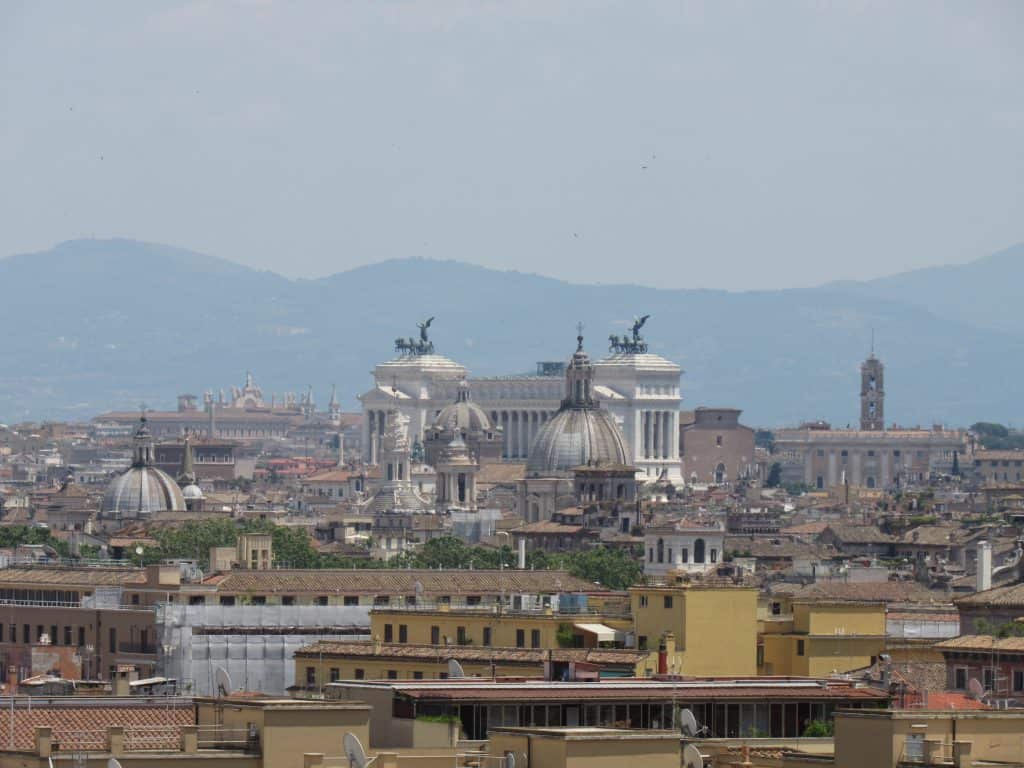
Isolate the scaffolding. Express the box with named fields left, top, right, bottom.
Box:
left=155, top=604, right=369, bottom=696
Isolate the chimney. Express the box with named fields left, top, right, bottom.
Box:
left=517, top=537, right=527, bottom=570
left=977, top=540, right=992, bottom=593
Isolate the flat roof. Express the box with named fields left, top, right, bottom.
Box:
left=329, top=678, right=888, bottom=703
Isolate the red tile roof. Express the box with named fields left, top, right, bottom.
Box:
left=0, top=701, right=193, bottom=751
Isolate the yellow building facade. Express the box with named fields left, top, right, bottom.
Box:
left=629, top=585, right=759, bottom=676
left=369, top=607, right=631, bottom=652
left=758, top=598, right=885, bottom=676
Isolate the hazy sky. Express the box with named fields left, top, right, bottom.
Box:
left=2, top=1, right=1022, bottom=290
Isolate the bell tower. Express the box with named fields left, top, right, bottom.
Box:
left=860, top=347, right=884, bottom=431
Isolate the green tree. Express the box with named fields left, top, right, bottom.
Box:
left=766, top=462, right=782, bottom=488
left=802, top=720, right=833, bottom=737
left=951, top=451, right=960, bottom=476
left=0, top=525, right=70, bottom=558
left=565, top=546, right=642, bottom=590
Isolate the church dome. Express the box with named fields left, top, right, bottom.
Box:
left=102, top=417, right=185, bottom=517
left=432, top=380, right=494, bottom=435
left=526, top=333, right=630, bottom=475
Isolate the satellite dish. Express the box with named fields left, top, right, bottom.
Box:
left=448, top=659, right=466, bottom=679
left=343, top=731, right=369, bottom=768
left=135, top=545, right=144, bottom=556
left=214, top=666, right=233, bottom=697
left=503, top=752, right=516, bottom=768
left=108, top=759, right=125, bottom=768
left=683, top=744, right=705, bottom=768
left=968, top=678, right=988, bottom=699
left=679, top=708, right=699, bottom=737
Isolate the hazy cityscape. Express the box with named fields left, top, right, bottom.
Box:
left=2, top=3, right=1023, bottom=768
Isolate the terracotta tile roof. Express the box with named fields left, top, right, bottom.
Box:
left=780, top=581, right=949, bottom=606
left=935, top=635, right=1024, bottom=653
left=302, top=469, right=355, bottom=483
left=899, top=525, right=970, bottom=547
left=954, top=582, right=1024, bottom=609
left=0, top=567, right=145, bottom=587
left=476, top=463, right=527, bottom=485
left=821, top=525, right=895, bottom=545
left=296, top=641, right=647, bottom=666
left=516, top=521, right=588, bottom=535
left=779, top=522, right=830, bottom=536
left=0, top=701, right=193, bottom=751
left=205, top=568, right=604, bottom=596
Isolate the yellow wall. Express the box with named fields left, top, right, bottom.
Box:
left=630, top=586, right=758, bottom=676
left=759, top=601, right=885, bottom=677
left=369, top=610, right=630, bottom=651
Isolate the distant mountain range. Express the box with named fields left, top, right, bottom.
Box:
left=2, top=238, right=1023, bottom=427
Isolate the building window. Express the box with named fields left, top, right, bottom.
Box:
left=639, top=595, right=648, bottom=608
left=531, top=629, right=541, bottom=648
left=816, top=476, right=824, bottom=489
left=710, top=548, right=718, bottom=563
left=796, top=639, right=805, bottom=656
left=457, top=626, right=468, bottom=645
left=984, top=668, right=996, bottom=691
left=694, top=538, right=706, bottom=564
left=483, top=627, right=492, bottom=646
left=718, top=436, right=724, bottom=447
left=681, top=548, right=688, bottom=563
left=63, top=626, right=72, bottom=646
left=771, top=602, right=782, bottom=616
left=516, top=629, right=525, bottom=648
left=431, top=626, right=440, bottom=645
left=354, top=669, right=365, bottom=680
left=648, top=548, right=654, bottom=563
left=315, top=596, right=328, bottom=606
left=413, top=671, right=424, bottom=680
left=867, top=450, right=875, bottom=457
left=1014, top=670, right=1024, bottom=692
left=329, top=668, right=340, bottom=682
left=305, top=667, right=316, bottom=685
left=757, top=646, right=765, bottom=667
left=657, top=538, right=664, bottom=564
left=638, top=636, right=648, bottom=651
left=384, top=624, right=393, bottom=642
left=664, top=596, right=673, bottom=609
left=220, top=596, right=236, bottom=606
left=954, top=667, right=967, bottom=690
left=387, top=670, right=397, bottom=680
left=374, top=595, right=389, bottom=606
left=250, top=596, right=266, bottom=605
left=398, top=624, right=408, bottom=644
left=344, top=595, right=359, bottom=606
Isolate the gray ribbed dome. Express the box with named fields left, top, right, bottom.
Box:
left=103, top=467, right=186, bottom=517
left=102, top=415, right=185, bottom=517
left=432, top=380, right=494, bottom=435
left=526, top=332, right=630, bottom=475
left=526, top=408, right=629, bottom=474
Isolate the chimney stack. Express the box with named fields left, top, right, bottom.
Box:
left=977, top=540, right=992, bottom=593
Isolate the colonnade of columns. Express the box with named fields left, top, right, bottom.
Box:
left=490, top=410, right=553, bottom=460
left=640, top=409, right=676, bottom=460
left=366, top=409, right=389, bottom=464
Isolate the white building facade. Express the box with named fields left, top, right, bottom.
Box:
left=359, top=325, right=683, bottom=484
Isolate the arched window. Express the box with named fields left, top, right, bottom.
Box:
left=715, top=463, right=726, bottom=484
left=866, top=476, right=876, bottom=489
left=657, top=538, right=665, bottom=563
left=694, top=538, right=706, bottom=564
